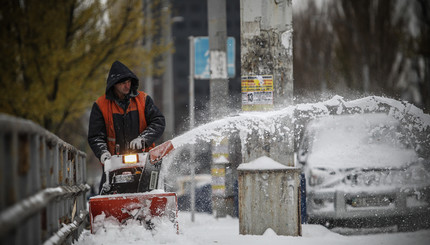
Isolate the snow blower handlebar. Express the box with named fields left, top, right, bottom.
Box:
left=149, top=140, right=175, bottom=164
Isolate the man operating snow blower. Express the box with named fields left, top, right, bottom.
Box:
left=88, top=60, right=165, bottom=194
left=87, top=60, right=177, bottom=233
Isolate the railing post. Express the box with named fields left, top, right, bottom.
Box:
left=46, top=142, right=58, bottom=237
left=0, top=132, right=5, bottom=213
left=59, top=148, right=66, bottom=227
left=40, top=136, right=48, bottom=241
left=29, top=133, right=42, bottom=244
left=11, top=131, right=21, bottom=245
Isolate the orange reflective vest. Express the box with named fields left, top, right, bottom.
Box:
left=96, top=91, right=153, bottom=154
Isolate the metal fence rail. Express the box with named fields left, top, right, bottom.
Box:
left=0, top=114, right=89, bottom=245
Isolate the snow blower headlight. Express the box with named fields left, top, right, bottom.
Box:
left=123, top=154, right=139, bottom=164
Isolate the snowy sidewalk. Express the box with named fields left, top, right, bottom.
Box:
left=74, top=212, right=430, bottom=245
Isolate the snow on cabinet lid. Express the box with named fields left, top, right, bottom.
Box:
left=238, top=156, right=292, bottom=170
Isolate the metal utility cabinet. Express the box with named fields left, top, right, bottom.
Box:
left=238, top=156, right=301, bottom=236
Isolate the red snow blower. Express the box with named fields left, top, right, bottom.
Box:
left=89, top=141, right=177, bottom=233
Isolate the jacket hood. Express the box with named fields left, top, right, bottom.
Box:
left=106, top=61, right=139, bottom=100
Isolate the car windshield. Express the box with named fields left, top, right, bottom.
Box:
left=306, top=113, right=418, bottom=169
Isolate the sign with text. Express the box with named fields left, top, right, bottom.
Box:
left=241, top=75, right=274, bottom=111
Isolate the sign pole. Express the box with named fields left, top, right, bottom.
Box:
left=188, top=36, right=196, bottom=222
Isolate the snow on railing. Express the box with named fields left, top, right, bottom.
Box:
left=0, top=113, right=89, bottom=245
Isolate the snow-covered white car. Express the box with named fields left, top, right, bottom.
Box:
left=298, top=113, right=430, bottom=229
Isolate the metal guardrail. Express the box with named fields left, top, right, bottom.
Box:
left=0, top=114, right=89, bottom=245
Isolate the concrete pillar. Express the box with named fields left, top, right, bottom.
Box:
left=240, top=0, right=294, bottom=166
left=208, top=0, right=229, bottom=119
left=208, top=0, right=229, bottom=218
left=143, top=0, right=153, bottom=97
left=162, top=0, right=175, bottom=140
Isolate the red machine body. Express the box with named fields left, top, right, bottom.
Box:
left=88, top=141, right=177, bottom=234
left=89, top=192, right=178, bottom=233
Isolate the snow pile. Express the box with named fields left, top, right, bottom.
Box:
left=76, top=215, right=179, bottom=245
left=306, top=113, right=419, bottom=169
left=238, top=156, right=292, bottom=170
left=73, top=212, right=430, bottom=245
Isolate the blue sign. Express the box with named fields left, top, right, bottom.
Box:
left=194, top=37, right=235, bottom=79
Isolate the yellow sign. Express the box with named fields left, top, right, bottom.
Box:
left=241, top=75, right=274, bottom=111
left=211, top=168, right=225, bottom=177
left=241, top=75, right=274, bottom=92
left=211, top=167, right=226, bottom=196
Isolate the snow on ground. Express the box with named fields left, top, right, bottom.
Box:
left=74, top=212, right=430, bottom=245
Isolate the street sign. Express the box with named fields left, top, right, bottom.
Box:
left=193, top=37, right=235, bottom=79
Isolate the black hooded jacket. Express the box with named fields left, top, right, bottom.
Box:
left=88, top=61, right=165, bottom=160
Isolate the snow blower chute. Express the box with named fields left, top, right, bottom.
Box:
left=89, top=141, right=177, bottom=233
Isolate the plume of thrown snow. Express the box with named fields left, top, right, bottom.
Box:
left=161, top=95, right=430, bottom=194
left=171, top=95, right=430, bottom=151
